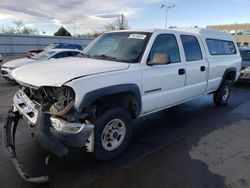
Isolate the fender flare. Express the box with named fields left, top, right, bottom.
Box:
left=78, top=84, right=142, bottom=115
left=222, top=67, right=237, bottom=83
left=217, top=67, right=237, bottom=90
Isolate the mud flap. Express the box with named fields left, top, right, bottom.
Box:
left=2, top=110, right=49, bottom=183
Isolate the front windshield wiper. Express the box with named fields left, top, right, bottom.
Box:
left=92, top=54, right=130, bottom=63
left=93, top=54, right=116, bottom=60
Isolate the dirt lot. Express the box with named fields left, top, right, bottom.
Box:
left=0, top=56, right=250, bottom=188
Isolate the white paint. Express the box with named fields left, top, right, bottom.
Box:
left=128, top=34, right=147, bottom=40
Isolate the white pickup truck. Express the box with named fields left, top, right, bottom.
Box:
left=3, top=28, right=241, bottom=183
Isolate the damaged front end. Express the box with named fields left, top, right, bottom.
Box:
left=3, top=86, right=94, bottom=183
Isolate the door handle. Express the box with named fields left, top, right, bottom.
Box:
left=178, top=68, right=185, bottom=75
left=200, top=66, right=206, bottom=72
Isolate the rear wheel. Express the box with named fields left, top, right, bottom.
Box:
left=213, top=80, right=231, bottom=106
left=93, top=107, right=133, bottom=161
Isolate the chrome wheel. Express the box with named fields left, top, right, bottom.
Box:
left=222, top=85, right=229, bottom=101
left=101, top=119, right=126, bottom=151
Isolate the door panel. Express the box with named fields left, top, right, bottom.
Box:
left=141, top=34, right=187, bottom=114
left=180, top=35, right=208, bottom=97
left=141, top=64, right=186, bottom=114
left=185, top=60, right=208, bottom=96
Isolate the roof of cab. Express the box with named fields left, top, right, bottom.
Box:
left=107, top=28, right=235, bottom=41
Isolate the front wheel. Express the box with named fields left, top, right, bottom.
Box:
left=93, top=107, right=133, bottom=161
left=213, top=80, right=231, bottom=106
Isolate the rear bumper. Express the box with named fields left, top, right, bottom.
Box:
left=3, top=90, right=94, bottom=183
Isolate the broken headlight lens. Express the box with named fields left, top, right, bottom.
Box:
left=39, top=86, right=75, bottom=116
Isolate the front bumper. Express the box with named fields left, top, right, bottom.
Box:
left=240, top=68, right=250, bottom=80
left=3, top=89, right=94, bottom=183
left=3, top=110, right=49, bottom=183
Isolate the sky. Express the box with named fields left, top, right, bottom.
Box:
left=0, top=0, right=249, bottom=35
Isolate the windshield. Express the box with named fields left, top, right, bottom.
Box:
left=83, top=32, right=151, bottom=63
left=43, top=43, right=58, bottom=51
left=240, top=49, right=250, bottom=60
left=32, top=51, right=55, bottom=60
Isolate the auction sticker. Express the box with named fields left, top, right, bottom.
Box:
left=129, top=34, right=146, bottom=40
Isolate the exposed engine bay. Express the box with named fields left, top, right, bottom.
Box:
left=21, top=85, right=75, bottom=116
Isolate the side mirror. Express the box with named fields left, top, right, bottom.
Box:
left=148, top=53, right=170, bottom=65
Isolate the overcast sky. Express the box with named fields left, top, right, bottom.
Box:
left=0, top=0, right=249, bottom=35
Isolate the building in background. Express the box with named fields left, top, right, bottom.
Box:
left=207, top=23, right=250, bottom=47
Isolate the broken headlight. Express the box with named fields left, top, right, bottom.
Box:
left=26, top=86, right=76, bottom=116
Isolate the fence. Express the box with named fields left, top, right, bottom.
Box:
left=0, top=34, right=94, bottom=55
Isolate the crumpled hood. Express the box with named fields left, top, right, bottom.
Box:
left=12, top=57, right=129, bottom=87
left=2, top=58, right=35, bottom=68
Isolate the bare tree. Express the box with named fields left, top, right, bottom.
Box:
left=105, top=13, right=129, bottom=31
left=5, top=21, right=40, bottom=35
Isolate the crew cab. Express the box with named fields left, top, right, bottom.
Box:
left=3, top=28, right=241, bottom=183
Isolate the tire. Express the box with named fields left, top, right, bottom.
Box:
left=213, top=80, right=231, bottom=106
left=93, top=107, right=133, bottom=161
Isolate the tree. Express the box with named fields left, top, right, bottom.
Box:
left=104, top=13, right=129, bottom=31
left=77, top=31, right=104, bottom=38
left=4, top=21, right=40, bottom=35
left=54, top=27, right=71, bottom=36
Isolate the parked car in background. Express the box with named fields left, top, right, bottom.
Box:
left=1, top=48, right=82, bottom=81
left=26, top=43, right=83, bottom=58
left=0, top=54, right=3, bottom=62
left=239, top=47, right=250, bottom=80
left=26, top=49, right=43, bottom=58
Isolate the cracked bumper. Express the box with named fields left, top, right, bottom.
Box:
left=3, top=90, right=94, bottom=183
left=2, top=110, right=49, bottom=183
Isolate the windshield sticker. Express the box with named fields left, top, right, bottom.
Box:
left=129, top=34, right=147, bottom=40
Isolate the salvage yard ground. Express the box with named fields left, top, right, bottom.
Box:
left=0, top=56, right=250, bottom=188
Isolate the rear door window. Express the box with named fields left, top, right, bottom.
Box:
left=180, top=35, right=203, bottom=61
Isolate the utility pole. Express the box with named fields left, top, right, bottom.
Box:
left=73, top=17, right=76, bottom=37
left=120, top=13, right=124, bottom=30
left=161, top=3, right=175, bottom=29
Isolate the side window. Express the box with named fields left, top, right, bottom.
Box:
left=206, top=39, right=236, bottom=55
left=53, top=52, right=70, bottom=58
left=71, top=52, right=80, bottom=56
left=180, top=35, right=202, bottom=61
left=148, top=34, right=180, bottom=64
